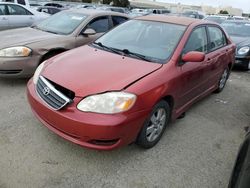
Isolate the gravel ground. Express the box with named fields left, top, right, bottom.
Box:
left=0, top=70, right=249, bottom=188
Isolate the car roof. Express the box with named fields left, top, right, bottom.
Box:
left=223, top=20, right=250, bottom=23
left=135, top=14, right=206, bottom=26
left=64, top=8, right=129, bottom=17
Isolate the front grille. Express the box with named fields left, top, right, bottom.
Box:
left=36, top=76, right=72, bottom=110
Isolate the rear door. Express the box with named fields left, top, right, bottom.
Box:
left=7, top=4, right=34, bottom=29
left=205, top=25, right=229, bottom=87
left=0, top=4, right=9, bottom=30
left=177, top=26, right=209, bottom=107
left=75, top=16, right=111, bottom=47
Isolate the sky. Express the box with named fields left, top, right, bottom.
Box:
left=156, top=0, right=250, bottom=13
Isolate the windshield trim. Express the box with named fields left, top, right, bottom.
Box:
left=91, top=20, right=188, bottom=64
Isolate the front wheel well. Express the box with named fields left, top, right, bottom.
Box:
left=162, top=95, right=174, bottom=111
left=228, top=62, right=233, bottom=70
left=40, top=49, right=67, bottom=64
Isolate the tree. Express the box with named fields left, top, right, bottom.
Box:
left=219, top=10, right=229, bottom=14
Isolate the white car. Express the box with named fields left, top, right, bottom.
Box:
left=0, top=2, right=49, bottom=30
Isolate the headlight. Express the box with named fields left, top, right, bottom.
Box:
left=33, top=62, right=45, bottom=84
left=238, top=46, right=250, bottom=55
left=0, top=46, right=32, bottom=57
left=77, top=92, right=137, bottom=114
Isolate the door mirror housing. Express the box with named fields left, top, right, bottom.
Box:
left=182, top=51, right=205, bottom=63
left=82, top=28, right=96, bottom=36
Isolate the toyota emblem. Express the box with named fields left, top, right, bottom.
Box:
left=42, top=87, right=50, bottom=96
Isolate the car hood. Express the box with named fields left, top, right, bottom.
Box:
left=42, top=45, right=162, bottom=97
left=0, top=27, right=58, bottom=48
left=230, top=35, right=250, bottom=47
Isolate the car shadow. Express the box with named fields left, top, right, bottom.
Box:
left=0, top=78, right=30, bottom=87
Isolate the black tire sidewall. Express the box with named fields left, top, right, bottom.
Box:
left=137, top=100, right=171, bottom=149
left=215, top=67, right=230, bottom=93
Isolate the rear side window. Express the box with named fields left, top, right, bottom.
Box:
left=87, top=16, right=109, bottom=33
left=112, top=16, right=128, bottom=27
left=0, top=5, right=6, bottom=15
left=7, top=4, right=32, bottom=15
left=208, top=26, right=227, bottom=51
left=183, top=27, right=208, bottom=54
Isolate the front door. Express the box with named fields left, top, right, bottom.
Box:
left=7, top=4, right=34, bottom=29
left=176, top=26, right=209, bottom=108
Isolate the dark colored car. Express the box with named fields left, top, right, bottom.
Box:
left=229, top=130, right=250, bottom=188
left=221, top=20, right=250, bottom=70
left=36, top=6, right=66, bottom=15
left=27, top=15, right=235, bottom=150
left=0, top=9, right=129, bottom=78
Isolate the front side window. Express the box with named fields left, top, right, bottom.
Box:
left=95, top=20, right=186, bottom=63
left=87, top=16, right=109, bottom=33
left=36, top=12, right=87, bottom=35
left=208, top=26, right=227, bottom=51
left=183, top=27, right=208, bottom=54
left=7, top=4, right=32, bottom=15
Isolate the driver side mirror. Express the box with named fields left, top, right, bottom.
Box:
left=82, top=28, right=96, bottom=36
left=182, top=51, right=205, bottom=63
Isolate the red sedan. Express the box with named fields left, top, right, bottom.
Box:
left=27, top=15, right=236, bottom=150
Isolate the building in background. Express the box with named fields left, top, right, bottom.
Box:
left=129, top=0, right=243, bottom=16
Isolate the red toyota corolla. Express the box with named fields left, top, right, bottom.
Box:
left=27, top=15, right=235, bottom=150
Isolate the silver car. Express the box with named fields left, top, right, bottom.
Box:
left=0, top=2, right=48, bottom=30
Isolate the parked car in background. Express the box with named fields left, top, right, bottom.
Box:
left=27, top=15, right=235, bottom=150
left=0, top=2, right=48, bottom=30
left=221, top=20, right=250, bottom=70
left=129, top=8, right=152, bottom=18
left=96, top=6, right=127, bottom=14
left=0, top=0, right=30, bottom=7
left=43, top=2, right=65, bottom=8
left=0, top=9, right=129, bottom=77
left=228, top=16, right=249, bottom=21
left=152, top=9, right=170, bottom=14
left=204, top=15, right=228, bottom=24
left=229, top=130, right=250, bottom=188
left=36, top=6, right=66, bottom=15
left=183, top=10, right=206, bottom=19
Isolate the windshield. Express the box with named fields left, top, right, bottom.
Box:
left=221, top=22, right=250, bottom=37
left=94, top=20, right=186, bottom=63
left=36, top=12, right=87, bottom=35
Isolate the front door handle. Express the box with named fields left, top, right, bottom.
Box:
left=2, top=17, right=7, bottom=20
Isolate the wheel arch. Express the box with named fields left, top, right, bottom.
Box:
left=39, top=48, right=68, bottom=64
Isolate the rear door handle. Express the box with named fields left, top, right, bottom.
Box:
left=2, top=17, right=7, bottom=20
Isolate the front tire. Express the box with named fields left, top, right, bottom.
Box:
left=136, top=100, right=171, bottom=149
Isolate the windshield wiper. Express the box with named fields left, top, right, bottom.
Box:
left=121, top=49, right=152, bottom=62
left=93, top=42, right=122, bottom=55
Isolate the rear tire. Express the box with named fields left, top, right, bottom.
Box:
left=136, top=100, right=171, bottom=149
left=214, top=67, right=230, bottom=93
